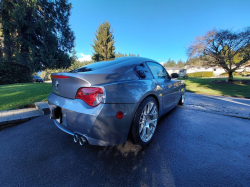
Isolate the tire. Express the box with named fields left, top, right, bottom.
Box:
left=130, top=97, right=159, bottom=146
left=178, top=88, right=185, bottom=105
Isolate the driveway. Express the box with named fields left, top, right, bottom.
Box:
left=184, top=92, right=250, bottom=119
left=0, top=99, right=250, bottom=186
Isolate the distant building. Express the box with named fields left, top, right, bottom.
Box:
left=165, top=61, right=250, bottom=77
left=186, top=66, right=226, bottom=76
left=236, top=61, right=250, bottom=73
left=165, top=66, right=225, bottom=77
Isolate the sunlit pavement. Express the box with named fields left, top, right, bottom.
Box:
left=184, top=92, right=250, bottom=119
left=0, top=104, right=250, bottom=186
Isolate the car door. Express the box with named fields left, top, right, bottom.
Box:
left=170, top=79, right=182, bottom=103
left=146, top=62, right=175, bottom=112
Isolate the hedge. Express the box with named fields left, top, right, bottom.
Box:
left=220, top=72, right=244, bottom=76
left=187, top=71, right=214, bottom=77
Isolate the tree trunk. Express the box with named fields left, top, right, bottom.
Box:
left=228, top=71, right=233, bottom=82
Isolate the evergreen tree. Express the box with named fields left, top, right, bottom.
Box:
left=0, top=17, right=3, bottom=61
left=164, top=58, right=176, bottom=67
left=115, top=52, right=139, bottom=58
left=115, top=52, right=125, bottom=57
left=91, top=21, right=115, bottom=62
left=177, top=59, right=185, bottom=68
left=1, top=0, right=15, bottom=62
left=0, top=0, right=75, bottom=84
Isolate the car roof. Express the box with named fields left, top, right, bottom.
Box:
left=72, top=57, right=159, bottom=73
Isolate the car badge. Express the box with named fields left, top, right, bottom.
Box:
left=55, top=81, right=59, bottom=89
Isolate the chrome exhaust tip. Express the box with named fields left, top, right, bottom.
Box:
left=79, top=137, right=86, bottom=146
left=73, top=134, right=79, bottom=143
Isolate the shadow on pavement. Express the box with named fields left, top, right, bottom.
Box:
left=1, top=107, right=250, bottom=187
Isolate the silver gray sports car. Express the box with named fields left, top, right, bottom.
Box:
left=48, top=57, right=185, bottom=146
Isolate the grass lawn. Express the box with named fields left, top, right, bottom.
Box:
left=1, top=77, right=249, bottom=111
left=0, top=83, right=52, bottom=111
left=179, top=76, right=250, bottom=98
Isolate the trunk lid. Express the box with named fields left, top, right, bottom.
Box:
left=51, top=73, right=91, bottom=99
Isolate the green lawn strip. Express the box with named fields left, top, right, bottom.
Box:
left=0, top=83, right=52, bottom=111
left=1, top=77, right=249, bottom=111
left=179, top=77, right=250, bottom=98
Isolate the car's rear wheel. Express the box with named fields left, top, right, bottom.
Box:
left=178, top=88, right=185, bottom=105
left=130, top=97, right=158, bottom=146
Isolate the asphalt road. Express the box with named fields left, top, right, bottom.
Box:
left=0, top=107, right=250, bottom=187
left=184, top=92, right=250, bottom=119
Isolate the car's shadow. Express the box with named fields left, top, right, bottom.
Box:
left=41, top=107, right=178, bottom=186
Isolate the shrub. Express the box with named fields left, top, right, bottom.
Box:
left=220, top=72, right=245, bottom=76
left=0, top=63, right=32, bottom=85
left=220, top=72, right=228, bottom=76
left=187, top=71, right=214, bottom=77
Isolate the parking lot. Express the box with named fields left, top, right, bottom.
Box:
left=0, top=94, right=250, bottom=187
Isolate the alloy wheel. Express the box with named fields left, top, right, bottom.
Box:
left=139, top=101, right=158, bottom=142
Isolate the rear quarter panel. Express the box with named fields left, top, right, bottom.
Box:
left=100, top=79, right=185, bottom=118
left=102, top=80, right=160, bottom=104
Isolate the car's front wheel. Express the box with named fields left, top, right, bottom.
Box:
left=130, top=97, right=158, bottom=146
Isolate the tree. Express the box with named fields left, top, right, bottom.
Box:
left=186, top=57, right=205, bottom=67
left=188, top=28, right=250, bottom=81
left=0, top=16, right=3, bottom=61
left=0, top=0, right=75, bottom=84
left=1, top=0, right=15, bottom=62
left=91, top=21, right=115, bottom=62
left=163, top=58, right=176, bottom=67
left=115, top=52, right=139, bottom=58
left=177, top=59, right=185, bottom=68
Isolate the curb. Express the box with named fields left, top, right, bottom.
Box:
left=35, top=102, right=50, bottom=115
left=0, top=102, right=50, bottom=130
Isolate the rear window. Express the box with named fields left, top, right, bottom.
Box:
left=134, top=63, right=153, bottom=79
left=70, top=58, right=133, bottom=73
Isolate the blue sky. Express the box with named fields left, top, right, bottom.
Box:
left=69, top=0, right=250, bottom=63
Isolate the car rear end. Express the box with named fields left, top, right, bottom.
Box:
left=48, top=59, right=140, bottom=146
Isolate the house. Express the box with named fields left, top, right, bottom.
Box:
left=186, top=66, right=226, bottom=76
left=235, top=61, right=250, bottom=73
left=165, top=61, right=250, bottom=77
left=165, top=66, right=226, bottom=77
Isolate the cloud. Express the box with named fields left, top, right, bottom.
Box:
left=78, top=53, right=92, bottom=62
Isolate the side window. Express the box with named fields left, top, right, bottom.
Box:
left=134, top=63, right=153, bottom=79
left=146, top=62, right=168, bottom=79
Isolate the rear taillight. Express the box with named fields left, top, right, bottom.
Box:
left=76, top=87, right=104, bottom=106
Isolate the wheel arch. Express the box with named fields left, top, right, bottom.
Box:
left=127, top=93, right=160, bottom=141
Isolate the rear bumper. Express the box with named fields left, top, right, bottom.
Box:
left=48, top=92, right=138, bottom=146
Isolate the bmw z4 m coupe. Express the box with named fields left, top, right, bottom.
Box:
left=48, top=57, right=185, bottom=146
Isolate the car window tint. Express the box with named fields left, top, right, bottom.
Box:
left=70, top=58, right=133, bottom=73
left=146, top=62, right=167, bottom=79
left=134, top=63, right=153, bottom=79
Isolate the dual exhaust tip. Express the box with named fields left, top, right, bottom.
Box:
left=73, top=134, right=87, bottom=145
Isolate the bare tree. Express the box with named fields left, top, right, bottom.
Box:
left=188, top=27, right=250, bottom=81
